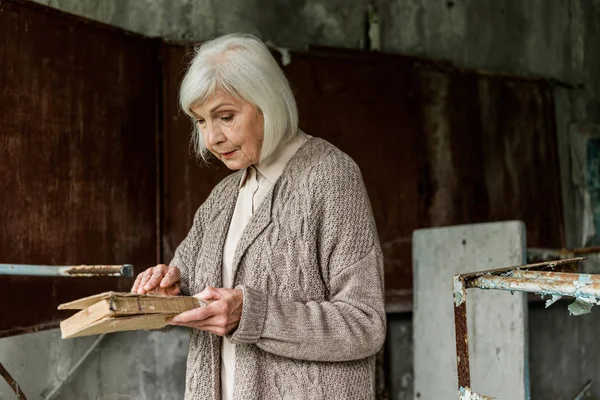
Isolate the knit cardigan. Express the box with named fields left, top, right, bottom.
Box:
left=170, top=136, right=386, bottom=400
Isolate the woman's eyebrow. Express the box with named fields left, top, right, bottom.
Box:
left=210, top=102, right=235, bottom=113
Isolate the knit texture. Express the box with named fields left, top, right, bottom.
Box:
left=170, top=137, right=386, bottom=400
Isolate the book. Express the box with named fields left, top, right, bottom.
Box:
left=58, top=291, right=204, bottom=339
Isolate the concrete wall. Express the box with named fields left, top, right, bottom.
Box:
left=3, top=1, right=599, bottom=399
left=0, top=327, right=190, bottom=400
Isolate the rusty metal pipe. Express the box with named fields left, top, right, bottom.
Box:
left=507, top=270, right=600, bottom=283
left=469, top=273, right=600, bottom=300
left=0, top=264, right=133, bottom=277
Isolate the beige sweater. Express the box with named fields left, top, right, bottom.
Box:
left=171, top=137, right=386, bottom=400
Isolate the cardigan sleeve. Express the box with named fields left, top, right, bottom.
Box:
left=228, top=157, right=387, bottom=362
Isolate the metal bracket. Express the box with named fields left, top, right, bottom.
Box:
left=453, top=257, right=598, bottom=399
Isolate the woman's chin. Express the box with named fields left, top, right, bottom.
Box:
left=220, top=158, right=249, bottom=171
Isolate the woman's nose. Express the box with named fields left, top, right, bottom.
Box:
left=204, top=122, right=225, bottom=146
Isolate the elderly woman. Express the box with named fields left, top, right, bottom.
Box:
left=131, top=33, right=386, bottom=399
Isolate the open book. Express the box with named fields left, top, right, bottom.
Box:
left=58, top=292, right=203, bottom=339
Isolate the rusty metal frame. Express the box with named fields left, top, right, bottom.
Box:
left=452, top=257, right=595, bottom=400
left=0, top=362, right=27, bottom=400
left=572, top=380, right=594, bottom=400
left=527, top=246, right=600, bottom=263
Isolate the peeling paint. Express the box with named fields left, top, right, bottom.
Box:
left=267, top=43, right=292, bottom=66
left=573, top=274, right=592, bottom=288
left=459, top=386, right=500, bottom=400
left=453, top=276, right=465, bottom=306
left=367, top=1, right=380, bottom=51
left=568, top=298, right=596, bottom=316
left=545, top=294, right=562, bottom=308
left=471, top=271, right=600, bottom=311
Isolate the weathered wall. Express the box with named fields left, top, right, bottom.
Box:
left=0, top=327, right=190, bottom=400
left=529, top=302, right=600, bottom=399
left=29, top=0, right=600, bottom=248
left=6, top=1, right=600, bottom=399
left=29, top=0, right=372, bottom=47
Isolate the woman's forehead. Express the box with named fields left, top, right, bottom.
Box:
left=191, top=89, right=241, bottom=114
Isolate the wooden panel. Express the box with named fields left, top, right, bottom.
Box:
left=0, top=0, right=159, bottom=336
left=283, top=48, right=564, bottom=307
left=161, top=43, right=564, bottom=309
left=281, top=51, right=426, bottom=307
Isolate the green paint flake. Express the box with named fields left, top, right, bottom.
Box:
left=568, top=298, right=595, bottom=316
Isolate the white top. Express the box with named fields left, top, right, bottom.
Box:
left=220, top=131, right=309, bottom=400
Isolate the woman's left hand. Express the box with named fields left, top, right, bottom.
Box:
left=167, top=286, right=243, bottom=336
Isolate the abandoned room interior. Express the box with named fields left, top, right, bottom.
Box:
left=1, top=0, right=600, bottom=399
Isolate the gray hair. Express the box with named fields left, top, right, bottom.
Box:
left=179, top=33, right=299, bottom=162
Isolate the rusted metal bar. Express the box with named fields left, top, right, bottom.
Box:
left=458, top=257, right=583, bottom=284
left=0, top=362, right=27, bottom=400
left=453, top=277, right=499, bottom=400
left=0, top=264, right=133, bottom=277
left=469, top=273, right=600, bottom=301
left=572, top=380, right=594, bottom=400
left=509, top=270, right=597, bottom=282
left=528, top=246, right=600, bottom=263
left=453, top=257, right=592, bottom=399
left=453, top=276, right=471, bottom=391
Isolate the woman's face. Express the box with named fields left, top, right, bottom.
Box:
left=191, top=88, right=264, bottom=170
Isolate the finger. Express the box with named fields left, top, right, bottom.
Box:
left=144, top=264, right=168, bottom=291
left=137, top=268, right=154, bottom=294
left=164, top=283, right=181, bottom=296
left=168, top=314, right=230, bottom=329
left=172, top=322, right=238, bottom=336
left=160, top=266, right=180, bottom=288
left=188, top=313, right=229, bottom=328
left=131, top=272, right=144, bottom=293
left=147, top=286, right=168, bottom=296
left=187, top=300, right=235, bottom=326
left=169, top=305, right=215, bottom=324
left=132, top=269, right=152, bottom=293
left=196, top=286, right=222, bottom=302
left=206, top=322, right=239, bottom=336
left=136, top=270, right=151, bottom=294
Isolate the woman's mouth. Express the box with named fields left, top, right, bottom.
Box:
left=221, top=150, right=236, bottom=159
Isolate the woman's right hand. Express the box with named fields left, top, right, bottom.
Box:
left=131, top=264, right=181, bottom=296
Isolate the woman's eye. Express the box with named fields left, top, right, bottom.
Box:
left=221, top=115, right=233, bottom=122
left=196, top=119, right=205, bottom=125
